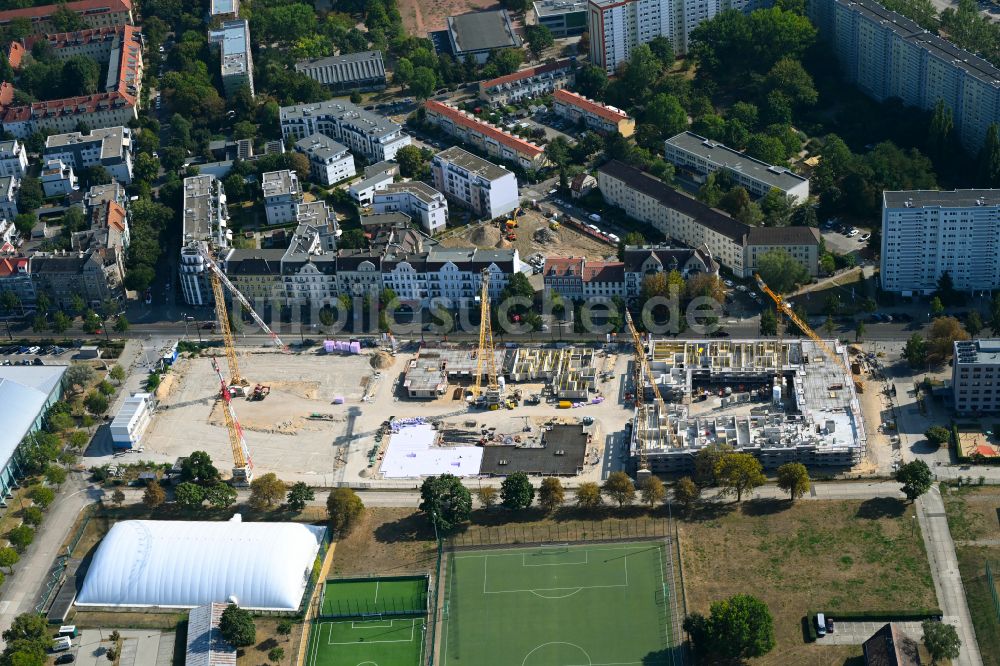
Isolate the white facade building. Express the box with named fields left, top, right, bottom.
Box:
left=373, top=182, right=449, bottom=234
left=280, top=99, right=411, bottom=162
left=40, top=158, right=78, bottom=196
left=180, top=175, right=229, bottom=306
left=110, top=392, right=153, bottom=449
left=0, top=140, right=28, bottom=177
left=43, top=126, right=133, bottom=184
left=349, top=168, right=394, bottom=206
left=261, top=170, right=302, bottom=226
left=881, top=190, right=1000, bottom=295
left=293, top=134, right=355, bottom=186
left=0, top=175, right=19, bottom=220
left=431, top=147, right=518, bottom=220
left=207, top=19, right=254, bottom=98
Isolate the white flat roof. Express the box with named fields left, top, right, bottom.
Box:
left=382, top=423, right=483, bottom=478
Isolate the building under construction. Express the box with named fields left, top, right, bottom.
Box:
left=632, top=339, right=866, bottom=472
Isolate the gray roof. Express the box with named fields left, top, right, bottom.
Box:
left=44, top=126, right=130, bottom=161
left=599, top=160, right=748, bottom=242
left=377, top=181, right=443, bottom=205
left=533, top=0, right=587, bottom=17
left=433, top=146, right=512, bottom=181
left=280, top=99, right=402, bottom=140
left=294, top=51, right=385, bottom=83
left=361, top=212, right=411, bottom=227
left=425, top=247, right=516, bottom=270
left=261, top=170, right=299, bottom=198
left=955, top=339, right=1000, bottom=365
left=622, top=246, right=705, bottom=273
left=883, top=189, right=1000, bottom=209
left=224, top=249, right=284, bottom=276
left=836, top=0, right=1000, bottom=89
left=350, top=170, right=395, bottom=193
left=208, top=20, right=250, bottom=77
left=364, top=161, right=398, bottom=178
left=745, top=226, right=820, bottom=247
left=665, top=132, right=808, bottom=191
left=294, top=133, right=349, bottom=161
left=182, top=175, right=222, bottom=242
left=447, top=10, right=522, bottom=53
left=0, top=365, right=68, bottom=484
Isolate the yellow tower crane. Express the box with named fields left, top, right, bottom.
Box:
left=471, top=269, right=502, bottom=408
left=754, top=274, right=862, bottom=390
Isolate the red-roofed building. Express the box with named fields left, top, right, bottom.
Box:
left=424, top=100, right=547, bottom=170
left=0, top=82, right=14, bottom=110
left=0, top=255, right=35, bottom=304
left=0, top=0, right=133, bottom=34
left=581, top=261, right=625, bottom=299
left=5, top=42, right=24, bottom=69
left=478, top=59, right=575, bottom=106
left=542, top=256, right=585, bottom=298
left=553, top=89, right=634, bottom=137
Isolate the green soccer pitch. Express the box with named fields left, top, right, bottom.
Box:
left=320, top=577, right=428, bottom=618
left=440, top=542, right=677, bottom=666
left=307, top=617, right=426, bottom=666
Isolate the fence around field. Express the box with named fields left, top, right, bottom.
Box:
left=445, top=516, right=671, bottom=550
left=318, top=574, right=430, bottom=620
left=988, top=560, right=1000, bottom=623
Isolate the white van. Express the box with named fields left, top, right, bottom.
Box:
left=816, top=613, right=827, bottom=637
left=52, top=637, right=72, bottom=653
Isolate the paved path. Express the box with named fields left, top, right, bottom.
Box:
left=820, top=620, right=924, bottom=646
left=917, top=486, right=984, bottom=666
left=956, top=538, right=1000, bottom=547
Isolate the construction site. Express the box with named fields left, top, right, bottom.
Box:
left=630, top=338, right=867, bottom=473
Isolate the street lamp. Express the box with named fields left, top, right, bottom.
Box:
left=182, top=313, right=189, bottom=339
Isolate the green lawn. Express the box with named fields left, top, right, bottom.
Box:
left=321, top=576, right=428, bottom=618
left=308, top=617, right=425, bottom=666
left=440, top=542, right=679, bottom=666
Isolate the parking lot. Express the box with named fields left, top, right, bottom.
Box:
left=0, top=343, right=73, bottom=365
left=821, top=219, right=873, bottom=256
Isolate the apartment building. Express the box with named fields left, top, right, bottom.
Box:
left=953, top=339, right=1000, bottom=415
left=373, top=182, right=449, bottom=234
left=0, top=175, right=20, bottom=220
left=881, top=190, right=1000, bottom=295
left=210, top=0, right=239, bottom=20
left=76, top=182, right=129, bottom=254
left=293, top=134, right=355, bottom=186
left=280, top=99, right=411, bottom=162
left=221, top=249, right=283, bottom=303
left=294, top=51, right=387, bottom=93
left=431, top=147, right=518, bottom=220
left=208, top=19, right=254, bottom=98
left=44, top=126, right=133, bottom=184
left=623, top=245, right=717, bottom=296
left=478, top=59, right=575, bottom=106
left=542, top=256, right=586, bottom=298
left=349, top=167, right=394, bottom=206
left=424, top=101, right=547, bottom=169
left=664, top=131, right=810, bottom=204
left=0, top=256, right=34, bottom=305
left=24, top=25, right=124, bottom=60
left=0, top=0, right=133, bottom=34
left=40, top=159, right=77, bottom=196
left=533, top=0, right=588, bottom=37
left=1, top=24, right=142, bottom=137
left=381, top=248, right=519, bottom=306
left=262, top=170, right=302, bottom=226
left=597, top=160, right=820, bottom=278
left=180, top=175, right=230, bottom=306
left=30, top=250, right=123, bottom=308
left=588, top=0, right=768, bottom=73
left=809, top=0, right=1000, bottom=153
left=0, top=140, right=27, bottom=178
left=552, top=89, right=635, bottom=136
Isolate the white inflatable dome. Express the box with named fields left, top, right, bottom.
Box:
left=77, top=516, right=326, bottom=610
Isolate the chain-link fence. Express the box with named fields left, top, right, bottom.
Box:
left=446, top=516, right=671, bottom=550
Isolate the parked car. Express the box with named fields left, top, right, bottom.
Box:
left=27, top=346, right=39, bottom=354
left=846, top=229, right=859, bottom=237
left=825, top=617, right=835, bottom=634
left=859, top=233, right=871, bottom=241
left=55, top=654, right=75, bottom=664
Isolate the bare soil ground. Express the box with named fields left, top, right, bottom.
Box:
left=678, top=498, right=936, bottom=665
left=398, top=0, right=499, bottom=34
left=438, top=209, right=617, bottom=262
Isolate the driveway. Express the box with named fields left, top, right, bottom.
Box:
left=818, top=620, right=925, bottom=645
left=77, top=630, right=173, bottom=666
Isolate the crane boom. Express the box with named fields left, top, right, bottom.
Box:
left=211, top=270, right=245, bottom=388
left=199, top=246, right=287, bottom=349
left=472, top=269, right=501, bottom=407
left=211, top=357, right=254, bottom=484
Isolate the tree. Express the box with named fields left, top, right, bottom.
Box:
left=327, top=488, right=365, bottom=533
left=17, top=177, right=42, bottom=213
left=8, top=525, right=34, bottom=552
left=639, top=475, right=666, bottom=508
left=276, top=620, right=293, bottom=641
left=602, top=471, right=636, bottom=508
left=574, top=65, right=607, bottom=100
left=684, top=594, right=776, bottom=662
left=113, top=316, right=129, bottom=334
left=110, top=489, right=125, bottom=507
left=538, top=477, right=564, bottom=513
left=895, top=460, right=933, bottom=501
left=523, top=24, right=554, bottom=60
left=419, top=474, right=472, bottom=532
left=966, top=311, right=984, bottom=337
left=500, top=472, right=534, bottom=510
left=249, top=473, right=286, bottom=510
left=642, top=93, right=688, bottom=143
left=219, top=604, right=256, bottom=647
left=44, top=465, right=67, bottom=488
left=693, top=443, right=731, bottom=486
left=2, top=612, right=52, bottom=653
left=672, top=477, right=700, bottom=515
left=925, top=425, right=951, bottom=448
left=928, top=316, right=970, bottom=362
left=52, top=310, right=71, bottom=334
left=776, top=462, right=810, bottom=501
left=180, top=450, right=220, bottom=484
left=27, top=485, right=54, bottom=509
left=903, top=333, right=928, bottom=369
left=22, top=507, right=43, bottom=527
left=855, top=320, right=866, bottom=343
left=756, top=250, right=809, bottom=293
left=394, top=145, right=425, bottom=178
left=286, top=482, right=315, bottom=512
left=930, top=296, right=945, bottom=318
left=765, top=57, right=817, bottom=107
left=204, top=483, right=238, bottom=509
left=109, top=365, right=125, bottom=384
left=977, top=123, right=1000, bottom=188
left=576, top=481, right=603, bottom=509
left=64, top=364, right=96, bottom=394
left=759, top=307, right=778, bottom=336
left=174, top=482, right=206, bottom=510
left=0, top=547, right=19, bottom=574
left=409, top=66, right=437, bottom=99
left=69, top=430, right=89, bottom=450
left=267, top=647, right=285, bottom=664
left=715, top=452, right=766, bottom=502
left=143, top=481, right=166, bottom=509
left=922, top=620, right=961, bottom=664
left=84, top=391, right=109, bottom=415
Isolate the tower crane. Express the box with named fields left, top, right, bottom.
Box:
left=211, top=357, right=254, bottom=485
left=471, top=269, right=502, bottom=408
left=754, top=274, right=862, bottom=390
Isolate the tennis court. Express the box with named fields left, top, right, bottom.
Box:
left=440, top=542, right=678, bottom=666
left=308, top=617, right=426, bottom=666
left=321, top=576, right=428, bottom=618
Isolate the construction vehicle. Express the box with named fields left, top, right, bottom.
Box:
left=469, top=269, right=503, bottom=409
left=754, top=273, right=863, bottom=392
left=506, top=231, right=517, bottom=241
left=210, top=357, right=254, bottom=485
left=249, top=384, right=270, bottom=401
left=549, top=221, right=561, bottom=231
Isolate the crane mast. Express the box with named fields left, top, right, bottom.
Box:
left=211, top=357, right=254, bottom=485
left=472, top=269, right=502, bottom=408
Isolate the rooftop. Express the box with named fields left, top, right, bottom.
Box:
left=746, top=226, right=820, bottom=247
left=224, top=249, right=284, bottom=276
left=261, top=170, right=299, bottom=199
left=0, top=0, right=131, bottom=23
left=598, top=160, right=748, bottom=242
left=294, top=133, right=348, bottom=161
left=553, top=89, right=629, bottom=123
left=0, top=365, right=68, bottom=479
left=447, top=9, right=521, bottom=53
left=208, top=20, right=250, bottom=78
left=955, top=339, right=1000, bottom=365
left=45, top=126, right=131, bottom=160
left=280, top=99, right=403, bottom=140
left=182, top=175, right=222, bottom=242
left=480, top=58, right=574, bottom=91
left=665, top=131, right=809, bottom=191
left=533, top=0, right=587, bottom=16
left=480, top=423, right=588, bottom=475
left=884, top=189, right=1000, bottom=209
left=294, top=50, right=385, bottom=81
left=377, top=180, right=443, bottom=204
left=209, top=0, right=237, bottom=16
left=434, top=146, right=512, bottom=181
left=424, top=100, right=544, bottom=158
left=185, top=603, right=237, bottom=666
